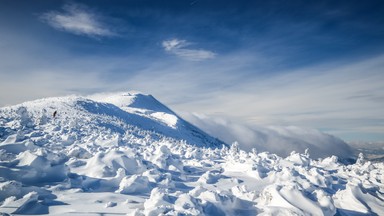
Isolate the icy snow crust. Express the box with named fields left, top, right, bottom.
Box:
left=0, top=92, right=383, bottom=215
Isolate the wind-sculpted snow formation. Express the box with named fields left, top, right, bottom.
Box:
left=0, top=92, right=383, bottom=215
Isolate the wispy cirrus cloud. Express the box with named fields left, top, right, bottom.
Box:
left=162, top=38, right=216, bottom=61
left=41, top=3, right=115, bottom=38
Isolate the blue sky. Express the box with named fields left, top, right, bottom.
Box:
left=1, top=0, right=384, bottom=141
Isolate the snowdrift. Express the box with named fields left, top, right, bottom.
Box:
left=0, top=92, right=383, bottom=215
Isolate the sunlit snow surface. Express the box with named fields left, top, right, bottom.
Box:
left=0, top=92, right=383, bottom=215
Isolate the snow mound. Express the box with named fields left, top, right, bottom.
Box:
left=116, top=174, right=152, bottom=194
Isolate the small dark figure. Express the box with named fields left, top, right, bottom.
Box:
left=53, top=111, right=57, bottom=118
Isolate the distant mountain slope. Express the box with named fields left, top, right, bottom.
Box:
left=348, top=141, right=384, bottom=162
left=0, top=92, right=225, bottom=149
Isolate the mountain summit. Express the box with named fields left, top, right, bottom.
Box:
left=0, top=92, right=225, bottom=149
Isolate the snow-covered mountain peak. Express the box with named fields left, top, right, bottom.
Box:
left=0, top=93, right=224, bottom=149
left=89, top=92, right=180, bottom=129
left=90, top=92, right=174, bottom=113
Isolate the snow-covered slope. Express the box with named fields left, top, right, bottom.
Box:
left=0, top=92, right=224, bottom=149
left=0, top=92, right=383, bottom=215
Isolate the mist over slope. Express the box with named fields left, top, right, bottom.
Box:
left=0, top=92, right=383, bottom=215
left=183, top=113, right=354, bottom=159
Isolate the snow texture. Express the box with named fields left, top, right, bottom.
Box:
left=0, top=92, right=383, bottom=215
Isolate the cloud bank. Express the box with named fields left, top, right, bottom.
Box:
left=41, top=3, right=115, bottom=37
left=162, top=39, right=216, bottom=61
left=183, top=113, right=354, bottom=159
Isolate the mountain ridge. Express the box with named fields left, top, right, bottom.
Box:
left=0, top=92, right=225, bottom=149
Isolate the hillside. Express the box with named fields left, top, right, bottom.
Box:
left=0, top=92, right=224, bottom=149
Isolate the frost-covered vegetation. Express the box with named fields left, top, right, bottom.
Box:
left=0, top=93, right=383, bottom=215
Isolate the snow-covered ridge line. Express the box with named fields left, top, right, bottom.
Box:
left=0, top=92, right=225, bottom=148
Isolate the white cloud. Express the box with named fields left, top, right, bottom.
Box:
left=162, top=38, right=216, bottom=61
left=41, top=3, right=115, bottom=37
left=162, top=39, right=188, bottom=51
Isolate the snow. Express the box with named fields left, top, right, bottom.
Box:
left=90, top=92, right=179, bottom=128
left=0, top=92, right=383, bottom=215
